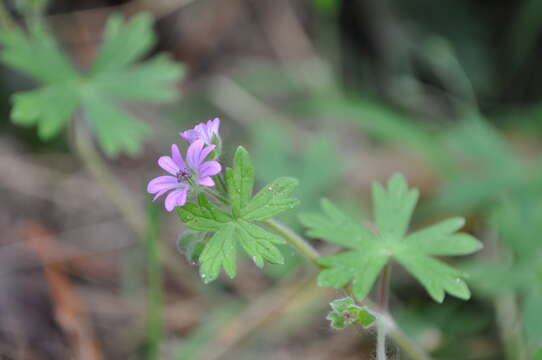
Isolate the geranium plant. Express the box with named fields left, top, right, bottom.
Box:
left=147, top=118, right=483, bottom=360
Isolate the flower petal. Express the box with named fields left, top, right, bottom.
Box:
left=210, top=117, right=220, bottom=134
left=186, top=139, right=205, bottom=168
left=158, top=156, right=179, bottom=175
left=179, top=129, right=199, bottom=143
left=165, top=187, right=188, bottom=212
left=198, top=161, right=221, bottom=178
left=194, top=123, right=206, bottom=134
left=196, top=177, right=215, bottom=187
left=171, top=144, right=185, bottom=169
left=152, top=187, right=170, bottom=201
left=147, top=176, right=178, bottom=194
left=198, top=144, right=216, bottom=164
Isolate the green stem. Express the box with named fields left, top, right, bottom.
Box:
left=377, top=320, right=387, bottom=360
left=70, top=120, right=146, bottom=237
left=146, top=205, right=163, bottom=360
left=377, top=264, right=392, bottom=360
left=261, top=219, right=321, bottom=266
left=495, top=292, right=528, bottom=360
left=265, top=219, right=432, bottom=360
left=204, top=188, right=229, bottom=206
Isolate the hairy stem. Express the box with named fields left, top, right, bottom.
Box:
left=263, top=219, right=432, bottom=360
left=495, top=292, right=528, bottom=360
left=261, top=219, right=321, bottom=266
left=377, top=263, right=392, bottom=360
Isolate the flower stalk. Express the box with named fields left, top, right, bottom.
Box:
left=377, top=263, right=392, bottom=360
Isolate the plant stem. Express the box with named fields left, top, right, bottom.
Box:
left=377, top=320, right=387, bottom=360
left=264, top=219, right=432, bottom=360
left=69, top=119, right=200, bottom=294
left=377, top=263, right=392, bottom=360
left=261, top=219, right=321, bottom=266
left=146, top=204, right=163, bottom=360
left=70, top=120, right=146, bottom=237
left=495, top=292, right=528, bottom=360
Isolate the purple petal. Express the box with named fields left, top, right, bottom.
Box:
left=158, top=156, right=179, bottom=175
left=188, top=123, right=206, bottom=143
left=198, top=144, right=216, bottom=164
left=198, top=161, right=221, bottom=178
left=186, top=139, right=205, bottom=168
left=210, top=118, right=220, bottom=134
left=196, top=177, right=215, bottom=187
left=171, top=144, right=185, bottom=169
left=165, top=187, right=188, bottom=212
left=152, top=187, right=171, bottom=201
left=147, top=176, right=178, bottom=194
left=180, top=129, right=199, bottom=143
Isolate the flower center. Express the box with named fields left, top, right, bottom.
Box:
left=342, top=312, right=353, bottom=320
left=176, top=168, right=192, bottom=182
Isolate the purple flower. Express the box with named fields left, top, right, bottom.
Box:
left=147, top=140, right=221, bottom=212
left=179, top=118, right=220, bottom=145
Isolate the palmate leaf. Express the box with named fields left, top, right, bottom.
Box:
left=177, top=147, right=298, bottom=283
left=0, top=13, right=183, bottom=157
left=300, top=174, right=482, bottom=302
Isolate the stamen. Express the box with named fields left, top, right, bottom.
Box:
left=176, top=168, right=192, bottom=182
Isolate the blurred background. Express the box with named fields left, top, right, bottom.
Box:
left=1, top=0, right=542, bottom=359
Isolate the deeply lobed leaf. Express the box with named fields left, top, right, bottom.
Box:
left=404, top=217, right=482, bottom=255
left=302, top=174, right=482, bottom=302
left=0, top=23, right=78, bottom=83
left=177, top=194, right=232, bottom=231
left=177, top=148, right=298, bottom=282
left=299, top=199, right=376, bottom=249
left=90, top=13, right=155, bottom=75
left=0, top=13, right=182, bottom=157
left=226, top=146, right=254, bottom=217
left=373, top=174, right=418, bottom=240
left=242, top=177, right=299, bottom=221
left=199, top=223, right=237, bottom=283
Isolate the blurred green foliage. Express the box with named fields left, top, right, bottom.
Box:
left=0, top=13, right=182, bottom=156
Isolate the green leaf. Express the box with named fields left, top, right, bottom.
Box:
left=236, top=220, right=285, bottom=267
left=90, top=13, right=155, bottom=75
left=0, top=13, right=183, bottom=157
left=91, top=54, right=181, bottom=103
left=199, top=223, right=237, bottom=283
left=242, top=177, right=299, bottom=221
left=302, top=174, right=481, bottom=302
left=0, top=22, right=78, bottom=83
left=11, top=83, right=80, bottom=139
left=80, top=92, right=149, bottom=156
left=176, top=194, right=232, bottom=231
left=318, top=249, right=389, bottom=300
left=177, top=231, right=205, bottom=263
left=176, top=150, right=298, bottom=283
left=395, top=252, right=470, bottom=302
left=177, top=184, right=294, bottom=281
left=299, top=199, right=375, bottom=248
left=373, top=173, right=419, bottom=240
left=404, top=217, right=482, bottom=255
left=226, top=146, right=254, bottom=217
